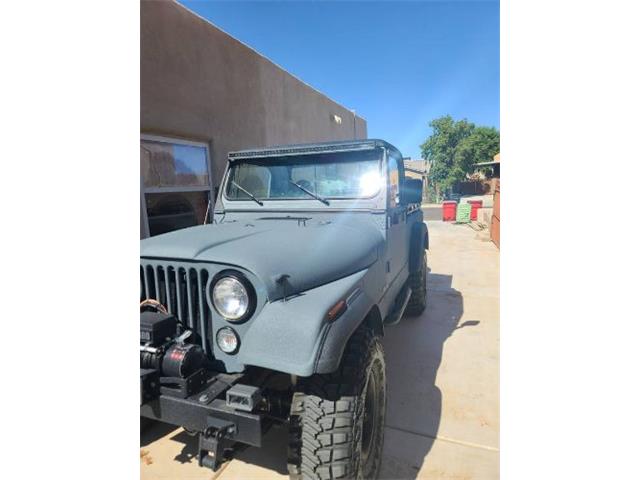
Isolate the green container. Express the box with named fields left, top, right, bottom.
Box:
left=456, top=203, right=472, bottom=223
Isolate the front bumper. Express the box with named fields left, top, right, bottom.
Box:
left=140, top=369, right=264, bottom=448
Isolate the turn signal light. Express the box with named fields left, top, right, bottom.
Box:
left=326, top=300, right=347, bottom=322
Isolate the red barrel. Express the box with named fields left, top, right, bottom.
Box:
left=468, top=200, right=483, bottom=221
left=442, top=201, right=457, bottom=221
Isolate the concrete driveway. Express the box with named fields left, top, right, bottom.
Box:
left=141, top=220, right=500, bottom=479
left=421, top=204, right=443, bottom=222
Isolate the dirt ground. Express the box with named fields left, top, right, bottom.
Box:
left=141, top=220, right=500, bottom=479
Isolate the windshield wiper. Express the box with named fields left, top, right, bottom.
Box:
left=289, top=181, right=330, bottom=206
left=231, top=181, right=264, bottom=206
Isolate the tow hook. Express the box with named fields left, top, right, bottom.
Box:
left=197, top=418, right=237, bottom=471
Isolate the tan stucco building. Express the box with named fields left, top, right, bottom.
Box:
left=140, top=0, right=367, bottom=238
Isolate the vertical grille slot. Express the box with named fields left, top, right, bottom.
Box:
left=142, top=265, right=156, bottom=299
left=175, top=267, right=185, bottom=323
left=153, top=265, right=161, bottom=302
left=163, top=267, right=172, bottom=314
left=186, top=268, right=196, bottom=329
left=155, top=266, right=165, bottom=307
left=197, top=269, right=210, bottom=354
left=140, top=266, right=145, bottom=301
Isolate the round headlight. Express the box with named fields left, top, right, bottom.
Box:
left=217, top=327, right=239, bottom=354
left=212, top=276, right=250, bottom=321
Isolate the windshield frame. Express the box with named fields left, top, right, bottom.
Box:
left=221, top=149, right=385, bottom=203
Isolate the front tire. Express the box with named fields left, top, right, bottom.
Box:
left=288, top=326, right=386, bottom=480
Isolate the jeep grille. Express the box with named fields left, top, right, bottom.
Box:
left=140, top=261, right=212, bottom=354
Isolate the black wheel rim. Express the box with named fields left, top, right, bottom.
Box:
left=361, top=362, right=379, bottom=467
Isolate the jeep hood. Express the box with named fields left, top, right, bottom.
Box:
left=140, top=219, right=383, bottom=300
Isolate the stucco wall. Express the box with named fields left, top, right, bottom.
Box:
left=141, top=0, right=367, bottom=185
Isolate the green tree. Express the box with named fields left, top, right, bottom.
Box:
left=421, top=116, right=499, bottom=194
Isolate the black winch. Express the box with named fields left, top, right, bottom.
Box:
left=140, top=310, right=207, bottom=400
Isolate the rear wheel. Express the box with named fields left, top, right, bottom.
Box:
left=405, top=252, right=427, bottom=316
left=288, top=326, right=386, bottom=479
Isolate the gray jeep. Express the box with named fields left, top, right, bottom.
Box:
left=140, top=139, right=428, bottom=479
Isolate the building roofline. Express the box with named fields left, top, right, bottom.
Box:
left=173, top=0, right=366, bottom=123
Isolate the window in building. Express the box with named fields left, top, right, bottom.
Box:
left=140, top=136, right=213, bottom=238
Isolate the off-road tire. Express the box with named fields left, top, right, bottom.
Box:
left=287, top=326, right=386, bottom=480
left=405, top=252, right=427, bottom=316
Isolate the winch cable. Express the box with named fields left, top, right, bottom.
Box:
left=140, top=298, right=168, bottom=314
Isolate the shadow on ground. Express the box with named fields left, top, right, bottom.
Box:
left=380, top=270, right=472, bottom=480
left=141, top=420, right=289, bottom=475
left=141, top=270, right=473, bottom=479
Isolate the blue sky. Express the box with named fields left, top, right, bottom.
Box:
left=180, top=0, right=499, bottom=159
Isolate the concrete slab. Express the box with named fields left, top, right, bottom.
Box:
left=381, top=427, right=498, bottom=480
left=141, top=220, right=499, bottom=479
left=422, top=205, right=443, bottom=222
left=477, top=208, right=493, bottom=228
left=382, top=221, right=499, bottom=479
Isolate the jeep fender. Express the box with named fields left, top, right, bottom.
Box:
left=239, top=269, right=375, bottom=377
left=409, top=221, right=428, bottom=273
left=313, top=279, right=380, bottom=374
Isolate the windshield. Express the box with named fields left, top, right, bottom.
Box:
left=225, top=150, right=383, bottom=201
